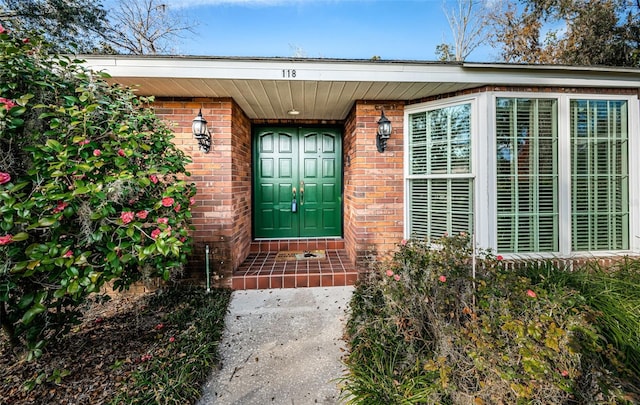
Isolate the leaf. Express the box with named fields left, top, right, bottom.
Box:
left=67, top=280, right=80, bottom=294
left=22, top=303, right=46, bottom=325
left=35, top=217, right=58, bottom=228
left=45, top=139, right=62, bottom=151
left=11, top=232, right=29, bottom=242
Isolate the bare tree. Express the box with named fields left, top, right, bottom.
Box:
left=103, top=0, right=195, bottom=55
left=436, top=0, right=489, bottom=61
left=0, top=0, right=108, bottom=53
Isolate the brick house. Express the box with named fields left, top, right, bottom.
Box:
left=83, top=56, right=640, bottom=289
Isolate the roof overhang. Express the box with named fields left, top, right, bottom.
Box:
left=81, top=55, right=640, bottom=120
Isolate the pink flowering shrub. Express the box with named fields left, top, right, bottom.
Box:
left=344, top=235, right=635, bottom=404
left=0, top=30, right=196, bottom=354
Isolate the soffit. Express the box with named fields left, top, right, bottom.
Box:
left=81, top=56, right=640, bottom=120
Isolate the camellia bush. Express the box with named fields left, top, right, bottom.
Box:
left=0, top=25, right=196, bottom=356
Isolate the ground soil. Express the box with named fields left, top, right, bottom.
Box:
left=0, top=291, right=164, bottom=405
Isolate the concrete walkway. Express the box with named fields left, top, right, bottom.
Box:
left=198, top=286, right=354, bottom=405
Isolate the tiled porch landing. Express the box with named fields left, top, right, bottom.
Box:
left=232, top=239, right=359, bottom=290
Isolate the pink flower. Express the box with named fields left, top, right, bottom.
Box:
left=0, top=172, right=10, bottom=185
left=496, top=255, right=504, bottom=261
left=400, top=239, right=407, bottom=246
left=63, top=250, right=73, bottom=258
left=140, top=354, right=152, bottom=362
left=117, top=149, right=125, bottom=157
left=190, top=197, right=196, bottom=206
left=135, top=210, right=148, bottom=219
left=93, top=149, right=101, bottom=157
left=95, top=317, right=104, bottom=324
left=120, top=211, right=134, bottom=224
left=0, top=97, right=16, bottom=111
left=0, top=235, right=13, bottom=245
left=157, top=217, right=168, bottom=225
left=149, top=174, right=159, bottom=184
left=155, top=323, right=164, bottom=330
left=161, top=197, right=174, bottom=207
left=439, top=275, right=447, bottom=283
left=526, top=289, right=537, bottom=298
left=561, top=370, right=569, bottom=377
left=393, top=274, right=401, bottom=281
left=169, top=336, right=176, bottom=343
left=77, top=139, right=90, bottom=146
left=22, top=38, right=29, bottom=44
left=52, top=201, right=68, bottom=213
left=151, top=228, right=161, bottom=239
left=174, top=203, right=181, bottom=212
left=385, top=269, right=394, bottom=277
left=0, top=24, right=6, bottom=34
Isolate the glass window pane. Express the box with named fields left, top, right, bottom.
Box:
left=408, top=103, right=473, bottom=240
left=571, top=100, right=629, bottom=251
left=496, top=98, right=559, bottom=253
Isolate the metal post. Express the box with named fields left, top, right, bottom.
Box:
left=205, top=245, right=211, bottom=293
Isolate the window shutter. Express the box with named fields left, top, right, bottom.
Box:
left=571, top=100, right=629, bottom=251
left=408, top=104, right=473, bottom=240
left=496, top=98, right=558, bottom=253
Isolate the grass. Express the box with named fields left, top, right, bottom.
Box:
left=0, top=284, right=232, bottom=405
left=109, top=286, right=232, bottom=404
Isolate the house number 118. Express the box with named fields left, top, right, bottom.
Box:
left=282, top=69, right=297, bottom=78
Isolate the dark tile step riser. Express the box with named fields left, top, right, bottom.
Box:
left=232, top=273, right=358, bottom=290
left=250, top=239, right=345, bottom=252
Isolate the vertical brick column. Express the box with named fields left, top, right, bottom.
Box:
left=153, top=98, right=251, bottom=288
left=343, top=101, right=405, bottom=271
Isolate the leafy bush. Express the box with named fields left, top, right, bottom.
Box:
left=0, top=25, right=195, bottom=355
left=342, top=235, right=640, bottom=404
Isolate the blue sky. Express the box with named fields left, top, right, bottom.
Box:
left=161, top=0, right=498, bottom=62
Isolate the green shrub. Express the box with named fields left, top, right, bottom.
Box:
left=342, top=235, right=640, bottom=404
left=0, top=25, right=195, bottom=355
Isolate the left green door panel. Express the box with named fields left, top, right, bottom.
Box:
left=253, top=127, right=342, bottom=238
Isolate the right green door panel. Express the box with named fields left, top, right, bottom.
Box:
left=253, top=127, right=342, bottom=238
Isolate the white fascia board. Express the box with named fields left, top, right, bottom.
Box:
left=81, top=56, right=640, bottom=88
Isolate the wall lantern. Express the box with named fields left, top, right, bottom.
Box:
left=376, top=109, right=392, bottom=153
left=192, top=109, right=212, bottom=153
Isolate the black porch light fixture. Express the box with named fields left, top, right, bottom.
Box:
left=376, top=109, right=392, bottom=153
left=192, top=109, right=212, bottom=153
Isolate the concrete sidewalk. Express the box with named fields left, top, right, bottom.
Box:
left=198, top=286, right=354, bottom=405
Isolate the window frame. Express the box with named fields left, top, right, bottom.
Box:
left=488, top=92, right=640, bottom=258
left=404, top=95, right=481, bottom=242
left=494, top=97, right=560, bottom=254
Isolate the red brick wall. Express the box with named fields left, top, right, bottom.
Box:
left=152, top=97, right=251, bottom=287
left=343, top=101, right=405, bottom=270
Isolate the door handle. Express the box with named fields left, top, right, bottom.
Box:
left=300, top=181, right=304, bottom=206
left=291, top=187, right=297, bottom=213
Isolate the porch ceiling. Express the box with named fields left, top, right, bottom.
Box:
left=98, top=77, right=477, bottom=120
left=81, top=56, right=640, bottom=121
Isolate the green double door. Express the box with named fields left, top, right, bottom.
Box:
left=253, top=127, right=342, bottom=238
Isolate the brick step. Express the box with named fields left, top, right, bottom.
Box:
left=233, top=247, right=357, bottom=290
left=250, top=238, right=345, bottom=253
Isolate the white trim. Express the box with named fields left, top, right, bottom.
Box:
left=627, top=96, right=640, bottom=252
left=82, top=55, right=640, bottom=87
left=478, top=91, right=493, bottom=251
